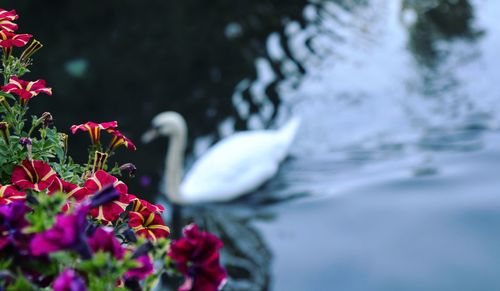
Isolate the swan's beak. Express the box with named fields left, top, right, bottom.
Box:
left=141, top=128, right=159, bottom=144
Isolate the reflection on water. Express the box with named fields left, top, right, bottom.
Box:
left=5, top=0, right=500, bottom=289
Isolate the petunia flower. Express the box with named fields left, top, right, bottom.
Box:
left=168, top=224, right=227, bottom=291
left=128, top=209, right=169, bottom=241
left=87, top=227, right=124, bottom=260
left=0, top=202, right=30, bottom=251
left=0, top=9, right=19, bottom=32
left=106, top=128, right=137, bottom=151
left=0, top=29, right=30, bottom=59
left=11, top=159, right=58, bottom=192
left=130, top=198, right=164, bottom=214
left=70, top=121, right=117, bottom=145
left=1, top=77, right=52, bottom=105
left=124, top=255, right=154, bottom=281
left=84, top=170, right=135, bottom=223
left=0, top=184, right=26, bottom=205
left=30, top=205, right=91, bottom=258
left=53, top=269, right=87, bottom=291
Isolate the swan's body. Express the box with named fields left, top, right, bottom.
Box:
left=143, top=112, right=300, bottom=205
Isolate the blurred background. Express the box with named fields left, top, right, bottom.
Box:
left=2, top=0, right=500, bottom=290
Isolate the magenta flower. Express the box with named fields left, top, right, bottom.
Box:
left=87, top=227, right=124, bottom=259
left=70, top=121, right=117, bottom=145
left=0, top=202, right=30, bottom=251
left=124, top=255, right=154, bottom=281
left=168, top=224, right=227, bottom=291
left=1, top=77, right=51, bottom=105
left=0, top=9, right=19, bottom=32
left=30, top=205, right=91, bottom=258
left=53, top=269, right=87, bottom=291
left=106, top=128, right=137, bottom=151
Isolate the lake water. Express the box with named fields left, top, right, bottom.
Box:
left=190, top=0, right=500, bottom=290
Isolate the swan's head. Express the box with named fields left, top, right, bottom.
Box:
left=142, top=111, right=187, bottom=143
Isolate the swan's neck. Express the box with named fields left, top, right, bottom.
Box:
left=166, top=130, right=186, bottom=203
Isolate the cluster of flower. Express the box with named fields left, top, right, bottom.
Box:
left=0, top=8, right=226, bottom=291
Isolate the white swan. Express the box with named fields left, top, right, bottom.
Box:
left=142, top=111, right=300, bottom=204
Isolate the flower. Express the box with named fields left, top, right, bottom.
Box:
left=0, top=202, right=30, bottom=251
left=1, top=77, right=52, bottom=105
left=130, top=198, right=164, bottom=214
left=0, top=30, right=30, bottom=46
left=30, top=205, right=91, bottom=258
left=70, top=121, right=117, bottom=145
left=0, top=184, right=25, bottom=205
left=83, top=170, right=134, bottom=222
left=87, top=227, right=124, bottom=259
left=107, top=128, right=136, bottom=151
left=11, top=159, right=58, bottom=192
left=53, top=269, right=87, bottom=291
left=124, top=255, right=154, bottom=281
left=119, top=163, right=137, bottom=178
left=128, top=210, right=169, bottom=241
left=0, top=9, right=18, bottom=32
left=168, top=224, right=227, bottom=291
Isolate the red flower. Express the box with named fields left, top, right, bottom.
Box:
left=0, top=9, right=18, bottom=32
left=11, top=159, right=57, bottom=192
left=1, top=77, right=52, bottom=105
left=0, top=30, right=29, bottom=47
left=48, top=178, right=89, bottom=212
left=168, top=224, right=227, bottom=291
left=130, top=198, right=164, bottom=214
left=84, top=170, right=134, bottom=222
left=0, top=30, right=31, bottom=57
left=107, top=128, right=136, bottom=151
left=0, top=184, right=25, bottom=205
left=124, top=255, right=154, bottom=281
left=70, top=121, right=117, bottom=145
left=128, top=210, right=169, bottom=241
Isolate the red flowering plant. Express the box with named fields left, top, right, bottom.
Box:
left=0, top=7, right=226, bottom=291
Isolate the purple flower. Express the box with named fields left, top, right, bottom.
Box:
left=53, top=269, right=87, bottom=291
left=0, top=202, right=30, bottom=251
left=124, top=255, right=154, bottom=281
left=87, top=227, right=124, bottom=259
left=168, top=224, right=227, bottom=291
left=30, top=205, right=91, bottom=258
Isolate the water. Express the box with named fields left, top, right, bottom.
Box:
left=194, top=0, right=500, bottom=290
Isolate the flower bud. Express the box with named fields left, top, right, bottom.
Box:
left=119, top=163, right=137, bottom=178
left=19, top=137, right=33, bottom=160
left=0, top=121, right=10, bottom=145
left=20, top=39, right=43, bottom=61
left=0, top=96, right=11, bottom=114
left=40, top=112, right=53, bottom=128
left=91, top=151, right=108, bottom=172
left=59, top=133, right=68, bottom=156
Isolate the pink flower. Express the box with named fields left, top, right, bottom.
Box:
left=0, top=9, right=18, bottom=32
left=0, top=184, right=25, bottom=205
left=53, top=269, right=87, bottom=291
left=70, top=121, right=117, bottom=145
left=1, top=77, right=52, bottom=105
left=124, top=255, right=154, bottom=281
left=88, top=227, right=125, bottom=259
left=168, top=224, right=227, bottom=291
left=11, top=159, right=57, bottom=192
left=30, top=205, right=91, bottom=258
left=0, top=30, right=30, bottom=49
